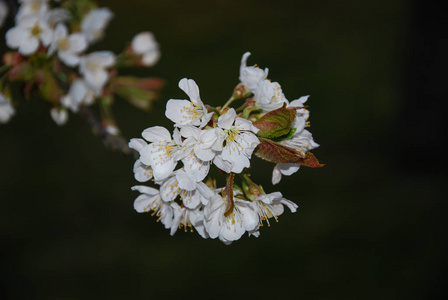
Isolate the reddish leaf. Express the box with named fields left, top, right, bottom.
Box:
left=254, top=137, right=324, bottom=168
left=253, top=103, right=297, bottom=139
left=224, top=172, right=235, bottom=216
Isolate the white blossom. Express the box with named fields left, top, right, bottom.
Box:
left=0, top=1, right=8, bottom=28
left=131, top=31, right=160, bottom=67
left=204, top=191, right=258, bottom=245
left=170, top=203, right=208, bottom=238
left=159, top=169, right=213, bottom=209
left=165, top=78, right=213, bottom=127
left=79, top=51, right=115, bottom=93
left=178, top=126, right=211, bottom=182
left=48, top=23, right=87, bottom=67
left=212, top=108, right=260, bottom=174
left=239, top=52, right=268, bottom=92
left=251, top=192, right=298, bottom=231
left=81, top=7, right=113, bottom=44
left=132, top=185, right=174, bottom=229
left=50, top=107, right=68, bottom=126
left=6, top=14, right=53, bottom=55
left=253, top=79, right=288, bottom=112
left=60, top=79, right=95, bottom=112
left=0, top=94, right=15, bottom=123
left=138, top=126, right=183, bottom=181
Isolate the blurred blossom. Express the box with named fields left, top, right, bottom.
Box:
left=48, top=23, right=87, bottom=67
left=81, top=7, right=113, bottom=44
left=131, top=31, right=160, bottom=66
left=60, top=79, right=95, bottom=112
left=50, top=107, right=68, bottom=126
left=79, top=51, right=115, bottom=93
left=0, top=93, right=15, bottom=123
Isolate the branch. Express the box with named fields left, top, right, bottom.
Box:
left=79, top=105, right=137, bottom=158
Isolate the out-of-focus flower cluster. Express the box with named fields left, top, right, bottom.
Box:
left=0, top=0, right=162, bottom=153
left=130, top=52, right=324, bottom=244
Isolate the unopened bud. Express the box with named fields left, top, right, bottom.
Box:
left=242, top=174, right=265, bottom=201
left=233, top=83, right=252, bottom=100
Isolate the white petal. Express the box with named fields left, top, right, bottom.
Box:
left=141, top=126, right=171, bottom=143
left=129, top=138, right=147, bottom=152
left=280, top=199, right=298, bottom=213
left=178, top=78, right=201, bottom=105
left=213, top=155, right=232, bottom=173
left=279, top=163, right=300, bottom=176
left=68, top=33, right=87, bottom=52
left=272, top=164, right=282, bottom=185
left=6, top=27, right=27, bottom=48
left=18, top=36, right=39, bottom=55
left=131, top=185, right=159, bottom=195
left=59, top=51, right=80, bottom=67
left=175, top=169, right=196, bottom=191
left=217, top=108, right=236, bottom=130
left=180, top=125, right=200, bottom=139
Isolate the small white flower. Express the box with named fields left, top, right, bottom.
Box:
left=48, top=23, right=87, bottom=67
left=132, top=185, right=174, bottom=229
left=0, top=1, right=8, bottom=28
left=60, top=79, right=95, bottom=112
left=239, top=52, right=269, bottom=92
left=204, top=191, right=258, bottom=245
left=138, top=126, right=183, bottom=181
left=159, top=169, right=213, bottom=209
left=79, top=51, right=115, bottom=93
left=131, top=31, right=160, bottom=67
left=50, top=107, right=68, bottom=126
left=165, top=78, right=213, bottom=127
left=212, top=108, right=260, bottom=174
left=6, top=14, right=53, bottom=55
left=81, top=7, right=113, bottom=44
left=253, top=79, right=288, bottom=112
left=178, top=126, right=211, bottom=182
left=252, top=192, right=298, bottom=227
left=0, top=94, right=15, bottom=124
left=170, top=203, right=208, bottom=238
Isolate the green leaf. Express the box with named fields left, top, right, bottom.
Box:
left=253, top=103, right=297, bottom=139
left=254, top=137, right=324, bottom=168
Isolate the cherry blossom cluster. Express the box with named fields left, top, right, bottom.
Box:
left=130, top=52, right=323, bottom=244
left=0, top=0, right=162, bottom=152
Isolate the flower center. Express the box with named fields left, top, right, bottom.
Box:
left=30, top=23, right=43, bottom=37
left=57, top=38, right=70, bottom=51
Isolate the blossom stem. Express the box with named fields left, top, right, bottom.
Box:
left=221, top=96, right=236, bottom=110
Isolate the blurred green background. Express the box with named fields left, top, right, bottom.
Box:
left=1, top=0, right=447, bottom=299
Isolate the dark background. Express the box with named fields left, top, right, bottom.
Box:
left=1, top=0, right=447, bottom=299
